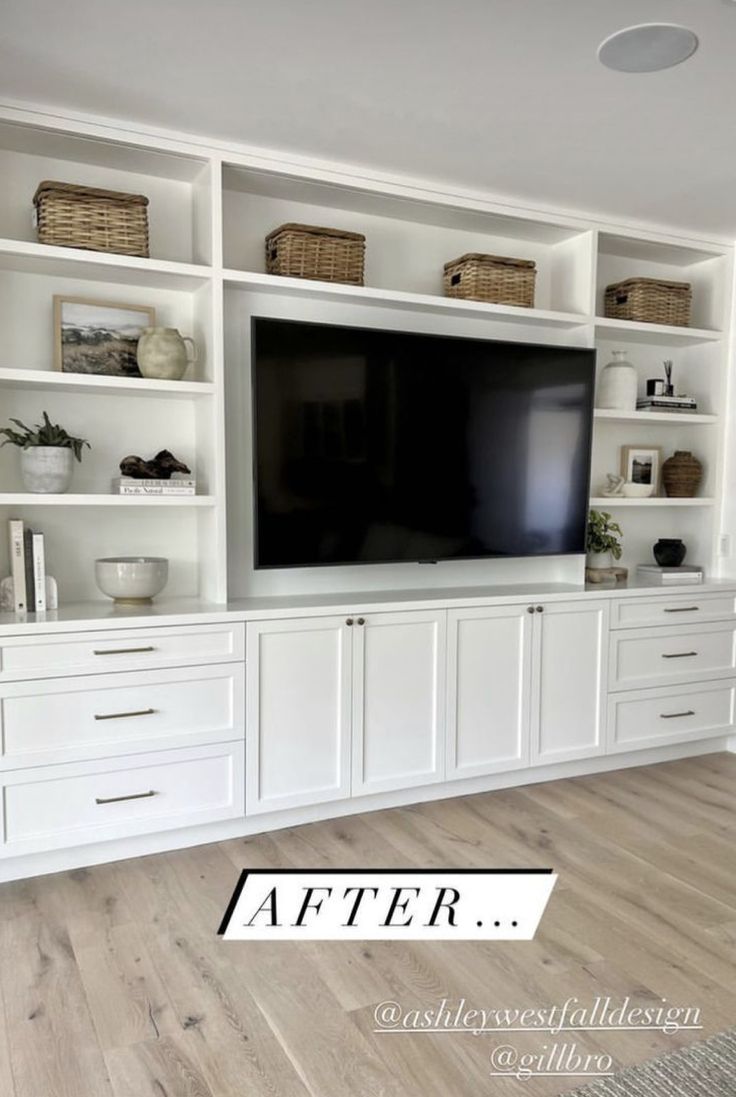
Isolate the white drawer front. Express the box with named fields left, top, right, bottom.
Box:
left=608, top=681, right=735, bottom=753
left=0, top=742, right=244, bottom=856
left=0, top=664, right=244, bottom=769
left=611, top=593, right=736, bottom=630
left=0, top=623, right=245, bottom=681
left=609, top=622, right=736, bottom=691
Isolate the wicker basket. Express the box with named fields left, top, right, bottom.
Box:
left=265, top=223, right=365, bottom=285
left=443, top=253, right=536, bottom=307
left=604, top=278, right=691, bottom=327
left=33, top=181, right=149, bottom=257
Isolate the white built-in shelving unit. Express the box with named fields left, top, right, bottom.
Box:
left=0, top=102, right=732, bottom=604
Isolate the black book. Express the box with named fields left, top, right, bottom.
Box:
left=23, top=527, right=35, bottom=612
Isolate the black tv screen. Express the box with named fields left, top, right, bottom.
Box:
left=252, top=318, right=595, bottom=569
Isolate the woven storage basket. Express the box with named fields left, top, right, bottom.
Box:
left=33, top=181, right=149, bottom=257
left=604, top=277, right=691, bottom=327
left=265, top=223, right=365, bottom=285
left=443, top=253, right=536, bottom=307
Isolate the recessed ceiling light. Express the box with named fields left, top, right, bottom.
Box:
left=598, top=23, right=699, bottom=73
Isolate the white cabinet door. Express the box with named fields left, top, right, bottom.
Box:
left=245, top=617, right=352, bottom=815
left=532, top=600, right=608, bottom=764
left=446, top=606, right=533, bottom=779
left=352, top=610, right=446, bottom=795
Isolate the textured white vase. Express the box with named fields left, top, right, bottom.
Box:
left=596, top=350, right=638, bottom=411
left=20, top=446, right=73, bottom=493
left=137, top=327, right=197, bottom=381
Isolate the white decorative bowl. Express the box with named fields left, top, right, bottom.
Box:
left=95, top=557, right=169, bottom=604
left=622, top=481, right=654, bottom=498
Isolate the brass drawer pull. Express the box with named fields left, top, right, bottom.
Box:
left=660, top=710, right=696, bottom=720
left=95, top=789, right=157, bottom=805
left=93, top=646, right=156, bottom=656
left=663, top=607, right=700, bottom=613
left=94, top=708, right=155, bottom=722
left=661, top=651, right=698, bottom=659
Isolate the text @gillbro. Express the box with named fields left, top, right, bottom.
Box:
left=219, top=869, right=557, bottom=940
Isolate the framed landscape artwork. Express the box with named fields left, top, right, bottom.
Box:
left=53, top=296, right=155, bottom=377
left=621, top=444, right=662, bottom=494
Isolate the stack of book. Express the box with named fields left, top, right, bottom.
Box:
left=111, top=477, right=196, bottom=496
left=636, top=395, right=698, bottom=413
left=637, top=564, right=704, bottom=585
left=8, top=519, right=47, bottom=612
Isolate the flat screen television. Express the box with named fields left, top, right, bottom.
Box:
left=252, top=317, right=595, bottom=569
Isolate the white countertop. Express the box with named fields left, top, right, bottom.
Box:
left=1, top=578, right=735, bottom=635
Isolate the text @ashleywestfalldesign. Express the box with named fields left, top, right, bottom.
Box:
left=218, top=869, right=556, bottom=940
left=373, top=997, right=703, bottom=1081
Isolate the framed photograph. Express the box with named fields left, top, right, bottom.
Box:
left=621, top=445, right=662, bottom=493
left=53, top=296, right=155, bottom=377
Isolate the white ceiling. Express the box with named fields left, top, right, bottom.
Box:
left=2, top=0, right=736, bottom=239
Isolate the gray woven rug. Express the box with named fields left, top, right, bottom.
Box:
left=566, top=1028, right=736, bottom=1096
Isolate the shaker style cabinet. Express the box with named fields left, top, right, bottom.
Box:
left=245, top=616, right=352, bottom=814
left=446, top=605, right=533, bottom=779
left=531, top=600, right=608, bottom=763
left=245, top=609, right=446, bottom=813
left=352, top=610, right=446, bottom=795
left=246, top=598, right=612, bottom=815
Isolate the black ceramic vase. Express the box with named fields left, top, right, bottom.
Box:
left=653, top=538, right=686, bottom=567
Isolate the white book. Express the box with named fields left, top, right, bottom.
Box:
left=32, top=532, right=46, bottom=612
left=8, top=519, right=26, bottom=612
left=111, top=478, right=196, bottom=496
left=637, top=570, right=703, bottom=585
left=638, top=564, right=703, bottom=574
left=113, top=485, right=196, bottom=496
left=115, top=477, right=196, bottom=487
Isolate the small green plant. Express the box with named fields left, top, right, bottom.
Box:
left=587, top=509, right=623, bottom=560
left=0, top=411, right=90, bottom=462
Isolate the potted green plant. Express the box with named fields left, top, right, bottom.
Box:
left=0, top=412, right=90, bottom=494
left=586, top=509, right=623, bottom=569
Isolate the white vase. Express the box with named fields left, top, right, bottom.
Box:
left=586, top=550, right=613, bottom=570
left=596, top=350, right=638, bottom=411
left=137, top=327, right=197, bottom=381
left=20, top=446, right=73, bottom=493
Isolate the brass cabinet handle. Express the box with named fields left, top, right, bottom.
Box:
left=663, top=607, right=700, bottom=614
left=94, top=708, right=155, bottom=722
left=346, top=618, right=354, bottom=626
left=660, top=710, right=696, bottom=719
left=93, top=646, right=156, bottom=656
left=95, top=789, right=156, bottom=805
left=536, top=606, right=544, bottom=613
left=662, top=651, right=698, bottom=659
left=527, top=606, right=535, bottom=614
left=357, top=617, right=365, bottom=626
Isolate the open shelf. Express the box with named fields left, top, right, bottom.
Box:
left=594, top=317, right=721, bottom=346
left=593, top=408, right=717, bottom=425
left=589, top=496, right=714, bottom=508
left=0, top=239, right=212, bottom=290
left=223, top=269, right=591, bottom=328
left=0, top=367, right=214, bottom=398
left=0, top=493, right=216, bottom=507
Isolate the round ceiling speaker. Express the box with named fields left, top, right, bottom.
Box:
left=598, top=23, right=699, bottom=73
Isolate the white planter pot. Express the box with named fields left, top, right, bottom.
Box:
left=20, top=446, right=74, bottom=493
left=586, top=550, right=613, bottom=570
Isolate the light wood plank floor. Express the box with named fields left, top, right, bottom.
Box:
left=1, top=752, right=735, bottom=1096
